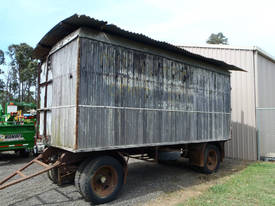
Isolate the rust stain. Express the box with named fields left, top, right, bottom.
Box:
left=36, top=63, right=41, bottom=140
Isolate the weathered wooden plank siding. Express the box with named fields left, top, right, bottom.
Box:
left=49, top=39, right=78, bottom=149
left=77, top=38, right=231, bottom=150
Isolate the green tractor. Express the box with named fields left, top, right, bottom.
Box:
left=0, top=102, right=36, bottom=157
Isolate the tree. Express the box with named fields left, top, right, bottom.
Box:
left=7, top=43, right=38, bottom=103
left=0, top=49, right=9, bottom=104
left=0, top=50, right=4, bottom=65
left=206, top=32, right=228, bottom=45
left=0, top=50, right=6, bottom=88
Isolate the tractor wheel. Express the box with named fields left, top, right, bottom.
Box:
left=202, top=144, right=221, bottom=174
left=79, top=156, right=124, bottom=204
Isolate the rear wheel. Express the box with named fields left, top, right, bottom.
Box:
left=47, top=165, right=58, bottom=184
left=202, top=144, right=220, bottom=174
left=79, top=156, right=124, bottom=204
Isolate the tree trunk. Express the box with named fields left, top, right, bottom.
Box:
left=18, top=82, right=21, bottom=102
left=21, top=82, right=24, bottom=102
left=28, top=82, right=31, bottom=102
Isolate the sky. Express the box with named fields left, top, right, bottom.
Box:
left=1, top=0, right=275, bottom=58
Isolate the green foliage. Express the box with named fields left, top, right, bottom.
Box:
left=0, top=50, right=4, bottom=65
left=0, top=50, right=7, bottom=104
left=6, top=43, right=38, bottom=103
left=206, top=32, right=228, bottom=45
left=0, top=43, right=38, bottom=106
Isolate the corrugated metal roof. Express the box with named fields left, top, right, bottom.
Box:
left=33, top=14, right=243, bottom=71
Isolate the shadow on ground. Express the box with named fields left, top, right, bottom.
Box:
left=0, top=151, right=33, bottom=167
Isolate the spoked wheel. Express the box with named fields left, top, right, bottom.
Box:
left=202, top=144, right=220, bottom=174
left=79, top=156, right=124, bottom=204
left=91, top=166, right=118, bottom=198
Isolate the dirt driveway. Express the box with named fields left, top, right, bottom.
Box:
left=0, top=152, right=250, bottom=206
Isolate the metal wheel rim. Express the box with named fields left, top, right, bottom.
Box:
left=91, top=165, right=118, bottom=198
left=206, top=149, right=218, bottom=171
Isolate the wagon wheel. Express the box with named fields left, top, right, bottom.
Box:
left=47, top=163, right=58, bottom=183
left=79, top=156, right=124, bottom=204
left=75, top=158, right=93, bottom=196
left=202, top=144, right=220, bottom=174
left=91, top=166, right=118, bottom=198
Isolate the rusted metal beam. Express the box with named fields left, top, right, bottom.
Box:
left=16, top=171, right=27, bottom=178
left=0, top=148, right=63, bottom=190
left=36, top=63, right=41, bottom=142
left=33, top=159, right=51, bottom=168
left=0, top=161, right=60, bottom=190
left=43, top=56, right=50, bottom=139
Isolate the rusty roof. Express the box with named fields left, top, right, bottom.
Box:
left=33, top=14, right=244, bottom=71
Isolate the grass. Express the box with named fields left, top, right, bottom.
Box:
left=177, top=162, right=275, bottom=206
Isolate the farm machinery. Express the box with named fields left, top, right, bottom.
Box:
left=0, top=101, right=36, bottom=157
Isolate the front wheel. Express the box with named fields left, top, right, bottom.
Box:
left=47, top=165, right=58, bottom=183
left=202, top=144, right=221, bottom=174
left=79, top=156, right=124, bottom=204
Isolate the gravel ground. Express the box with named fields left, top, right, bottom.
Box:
left=0, top=152, right=249, bottom=206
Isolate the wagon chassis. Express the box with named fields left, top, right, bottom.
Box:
left=0, top=142, right=223, bottom=191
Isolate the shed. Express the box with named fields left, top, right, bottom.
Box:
left=33, top=15, right=242, bottom=153
left=181, top=45, right=275, bottom=160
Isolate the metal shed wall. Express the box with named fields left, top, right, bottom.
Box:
left=256, top=53, right=275, bottom=108
left=76, top=34, right=231, bottom=151
left=255, top=53, right=275, bottom=157
left=181, top=46, right=257, bottom=160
